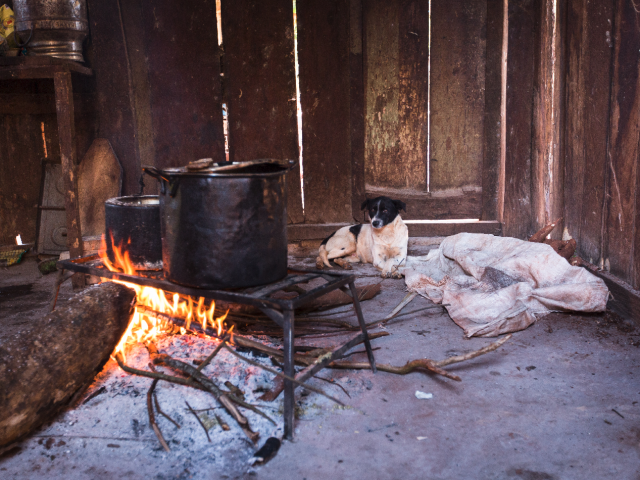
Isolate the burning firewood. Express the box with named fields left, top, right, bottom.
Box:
left=0, top=282, right=136, bottom=448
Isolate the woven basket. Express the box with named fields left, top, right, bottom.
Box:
left=0, top=244, right=31, bottom=266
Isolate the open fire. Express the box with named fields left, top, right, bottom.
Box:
left=98, top=234, right=230, bottom=358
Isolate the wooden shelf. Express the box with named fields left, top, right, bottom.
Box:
left=0, top=56, right=92, bottom=79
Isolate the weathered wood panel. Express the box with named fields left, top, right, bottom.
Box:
left=221, top=0, right=302, bottom=224
left=118, top=0, right=155, bottom=192
left=531, top=0, right=566, bottom=236
left=430, top=0, right=486, bottom=192
left=297, top=0, right=352, bottom=224
left=350, top=0, right=366, bottom=220
left=481, top=0, right=505, bottom=220
left=563, top=0, right=615, bottom=265
left=605, top=0, right=640, bottom=285
left=363, top=0, right=399, bottom=188
left=397, top=0, right=429, bottom=190
left=141, top=0, right=224, bottom=169
left=363, top=0, right=429, bottom=190
left=502, top=0, right=538, bottom=239
left=0, top=114, right=48, bottom=244
left=87, top=0, right=141, bottom=195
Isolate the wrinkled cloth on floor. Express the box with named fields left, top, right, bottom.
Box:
left=403, top=233, right=609, bottom=337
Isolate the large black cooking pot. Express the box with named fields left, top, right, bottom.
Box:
left=142, top=160, right=294, bottom=289
left=104, top=196, right=163, bottom=270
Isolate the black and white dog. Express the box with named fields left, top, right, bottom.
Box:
left=316, top=196, right=408, bottom=278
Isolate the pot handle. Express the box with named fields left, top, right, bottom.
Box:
left=284, top=159, right=298, bottom=171
left=142, top=165, right=170, bottom=183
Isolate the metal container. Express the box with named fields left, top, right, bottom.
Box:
left=13, top=0, right=88, bottom=62
left=104, top=196, right=162, bottom=271
left=143, top=160, right=293, bottom=289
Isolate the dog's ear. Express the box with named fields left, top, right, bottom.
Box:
left=361, top=199, right=370, bottom=211
left=393, top=199, right=407, bottom=212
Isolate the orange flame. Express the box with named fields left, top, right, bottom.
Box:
left=99, top=234, right=229, bottom=359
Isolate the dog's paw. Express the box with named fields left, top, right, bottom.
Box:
left=380, top=271, right=392, bottom=279
left=315, top=260, right=325, bottom=269
left=391, top=271, right=403, bottom=279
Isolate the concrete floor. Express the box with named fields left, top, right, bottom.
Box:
left=1, top=247, right=639, bottom=479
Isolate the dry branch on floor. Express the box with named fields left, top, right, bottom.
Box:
left=330, top=335, right=512, bottom=380
left=0, top=282, right=136, bottom=448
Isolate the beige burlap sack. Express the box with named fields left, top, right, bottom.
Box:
left=403, top=233, right=609, bottom=337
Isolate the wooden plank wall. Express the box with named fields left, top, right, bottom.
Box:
left=606, top=0, right=640, bottom=286
left=501, top=0, right=539, bottom=240
left=221, top=0, right=303, bottom=224
left=0, top=78, right=95, bottom=245
left=531, top=0, right=566, bottom=237
left=563, top=0, right=640, bottom=289
left=563, top=0, right=615, bottom=265
left=363, top=0, right=486, bottom=220
left=430, top=0, right=486, bottom=196
left=297, top=0, right=353, bottom=224
left=140, top=0, right=224, bottom=170
left=88, top=0, right=225, bottom=192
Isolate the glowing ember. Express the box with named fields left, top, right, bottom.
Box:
left=99, top=234, right=229, bottom=358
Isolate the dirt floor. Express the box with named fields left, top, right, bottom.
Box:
left=1, top=242, right=639, bottom=479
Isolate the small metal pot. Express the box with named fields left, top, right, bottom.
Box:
left=143, top=160, right=294, bottom=289
left=104, top=196, right=162, bottom=270
left=13, top=0, right=89, bottom=62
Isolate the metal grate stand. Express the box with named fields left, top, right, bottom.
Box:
left=55, top=255, right=377, bottom=439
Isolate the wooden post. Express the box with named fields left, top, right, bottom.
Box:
left=54, top=71, right=84, bottom=288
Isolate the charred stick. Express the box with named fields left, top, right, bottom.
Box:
left=313, top=375, right=351, bottom=398
left=221, top=343, right=346, bottom=406
left=148, top=362, right=181, bottom=429
left=214, top=412, right=230, bottom=431
left=148, top=349, right=275, bottom=426
left=153, top=393, right=181, bottom=429
left=147, top=379, right=170, bottom=452
left=185, top=401, right=211, bottom=443
left=115, top=353, right=208, bottom=391
left=194, top=338, right=227, bottom=373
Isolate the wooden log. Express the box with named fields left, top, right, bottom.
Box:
left=0, top=282, right=135, bottom=448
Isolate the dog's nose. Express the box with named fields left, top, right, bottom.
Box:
left=372, top=220, right=382, bottom=228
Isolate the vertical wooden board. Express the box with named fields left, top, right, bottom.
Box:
left=363, top=0, right=428, bottom=190
left=119, top=0, right=156, bottom=194
left=350, top=0, right=366, bottom=220
left=0, top=115, right=47, bottom=244
left=297, top=0, right=352, bottom=224
left=531, top=0, right=566, bottom=235
left=430, top=0, right=486, bottom=192
left=396, top=0, right=429, bottom=190
left=86, top=0, right=140, bottom=195
left=606, top=0, right=640, bottom=284
left=562, top=0, right=587, bottom=249
left=221, top=0, right=302, bottom=223
left=564, top=0, right=615, bottom=265
left=502, top=0, right=538, bottom=239
left=141, top=0, right=224, bottom=169
left=363, top=0, right=400, bottom=188
left=481, top=0, right=505, bottom=220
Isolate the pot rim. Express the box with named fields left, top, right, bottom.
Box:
left=144, top=159, right=296, bottom=179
